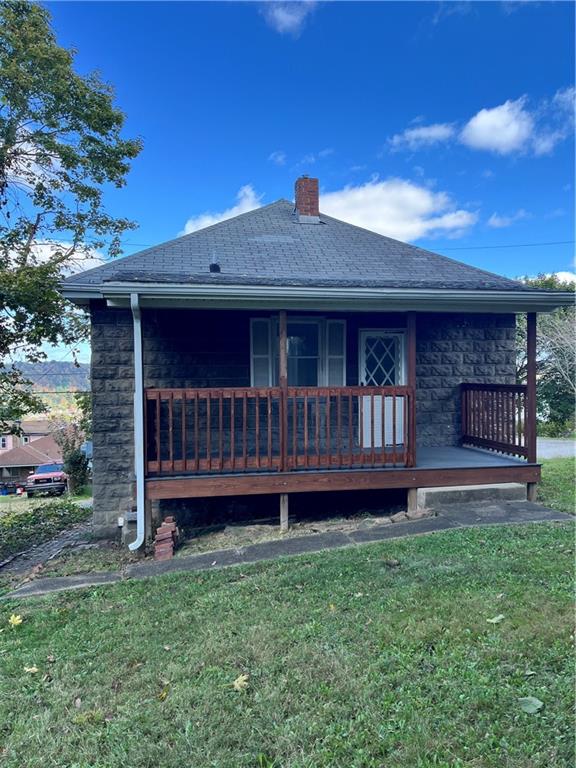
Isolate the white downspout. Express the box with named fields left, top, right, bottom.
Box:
left=129, top=292, right=145, bottom=551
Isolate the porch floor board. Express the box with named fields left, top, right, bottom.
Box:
left=415, top=446, right=526, bottom=470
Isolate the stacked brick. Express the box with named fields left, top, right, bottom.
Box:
left=154, top=516, right=179, bottom=561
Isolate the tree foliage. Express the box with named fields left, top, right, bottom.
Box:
left=0, top=1, right=141, bottom=431
left=52, top=420, right=89, bottom=493
left=517, top=274, right=575, bottom=435
left=74, top=391, right=92, bottom=439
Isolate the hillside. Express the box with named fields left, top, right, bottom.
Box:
left=15, top=361, right=90, bottom=417
left=17, top=361, right=90, bottom=392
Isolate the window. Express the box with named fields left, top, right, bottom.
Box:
left=0, top=437, right=6, bottom=449
left=250, top=317, right=346, bottom=386
left=250, top=319, right=272, bottom=386
left=22, top=436, right=30, bottom=445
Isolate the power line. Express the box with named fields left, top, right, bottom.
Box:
left=33, top=390, right=90, bottom=394
left=86, top=237, right=575, bottom=254
left=441, top=240, right=574, bottom=251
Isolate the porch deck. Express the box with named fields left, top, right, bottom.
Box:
left=415, top=446, right=526, bottom=469
left=145, top=444, right=539, bottom=502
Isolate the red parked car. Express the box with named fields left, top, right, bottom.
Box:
left=25, top=463, right=68, bottom=498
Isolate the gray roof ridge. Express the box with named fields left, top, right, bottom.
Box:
left=63, top=198, right=293, bottom=285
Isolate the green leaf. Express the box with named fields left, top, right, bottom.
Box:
left=518, top=696, right=544, bottom=714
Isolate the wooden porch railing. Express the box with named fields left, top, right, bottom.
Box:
left=461, top=383, right=528, bottom=459
left=145, top=386, right=415, bottom=476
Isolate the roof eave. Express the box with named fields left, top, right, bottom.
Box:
left=61, top=281, right=574, bottom=313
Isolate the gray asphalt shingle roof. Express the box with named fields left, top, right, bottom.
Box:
left=63, top=199, right=528, bottom=291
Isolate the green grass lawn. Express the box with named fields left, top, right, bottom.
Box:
left=538, top=457, right=575, bottom=514
left=1, top=522, right=573, bottom=767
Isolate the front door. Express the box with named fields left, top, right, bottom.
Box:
left=359, top=331, right=405, bottom=448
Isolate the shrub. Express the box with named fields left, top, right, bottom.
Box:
left=0, top=499, right=90, bottom=561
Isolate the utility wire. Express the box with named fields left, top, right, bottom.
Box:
left=441, top=240, right=574, bottom=251
left=85, top=237, right=575, bottom=253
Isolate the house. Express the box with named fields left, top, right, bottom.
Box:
left=0, top=419, right=52, bottom=454
left=0, top=434, right=62, bottom=484
left=61, top=177, right=573, bottom=548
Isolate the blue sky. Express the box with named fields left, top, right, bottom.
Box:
left=47, top=0, right=574, bottom=286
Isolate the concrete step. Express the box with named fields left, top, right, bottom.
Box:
left=418, top=483, right=526, bottom=510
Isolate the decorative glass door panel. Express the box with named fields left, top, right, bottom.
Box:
left=359, top=331, right=405, bottom=448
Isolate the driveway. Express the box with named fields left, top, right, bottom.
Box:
left=537, top=438, right=575, bottom=460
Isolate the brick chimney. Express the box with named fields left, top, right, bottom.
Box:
left=295, top=176, right=320, bottom=223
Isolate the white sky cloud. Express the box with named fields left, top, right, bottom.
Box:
left=487, top=208, right=530, bottom=228
left=182, top=185, right=263, bottom=234
left=389, top=123, right=455, bottom=151
left=261, top=1, right=316, bottom=35
left=9, top=240, right=105, bottom=275
left=389, top=87, right=574, bottom=157
left=268, top=150, right=287, bottom=166
left=460, top=97, right=534, bottom=154
left=320, top=178, right=478, bottom=241
left=554, top=271, right=576, bottom=283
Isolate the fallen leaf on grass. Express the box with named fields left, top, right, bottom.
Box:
left=232, top=674, right=249, bottom=691
left=524, top=670, right=537, bottom=677
left=486, top=614, right=505, bottom=624
left=163, top=645, right=171, bottom=651
left=519, top=696, right=543, bottom=714
left=24, top=666, right=39, bottom=674
left=158, top=685, right=169, bottom=701
left=74, top=697, right=82, bottom=709
left=329, top=604, right=336, bottom=613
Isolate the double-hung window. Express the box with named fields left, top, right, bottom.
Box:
left=250, top=317, right=346, bottom=386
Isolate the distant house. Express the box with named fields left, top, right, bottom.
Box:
left=0, top=434, right=62, bottom=483
left=0, top=419, right=52, bottom=454
left=61, top=176, right=573, bottom=548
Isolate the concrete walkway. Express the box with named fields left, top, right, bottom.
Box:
left=4, top=500, right=571, bottom=600
left=0, top=521, right=92, bottom=575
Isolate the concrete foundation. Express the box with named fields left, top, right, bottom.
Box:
left=417, top=483, right=527, bottom=510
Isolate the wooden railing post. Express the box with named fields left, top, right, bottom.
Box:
left=406, top=312, right=417, bottom=467
left=279, top=310, right=288, bottom=472
left=526, top=312, right=537, bottom=465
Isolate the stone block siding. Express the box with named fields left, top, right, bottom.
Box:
left=415, top=313, right=516, bottom=447
left=143, top=309, right=251, bottom=388
left=90, top=303, right=135, bottom=536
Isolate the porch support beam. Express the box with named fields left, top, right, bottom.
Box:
left=279, top=310, right=288, bottom=389
left=406, top=312, right=417, bottom=467
left=147, top=464, right=541, bottom=500
left=407, top=487, right=418, bottom=513
left=525, top=312, right=537, bottom=464
left=279, top=310, right=288, bottom=474
left=526, top=311, right=538, bottom=501
left=280, top=493, right=289, bottom=532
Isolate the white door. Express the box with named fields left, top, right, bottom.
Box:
left=359, top=331, right=405, bottom=449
